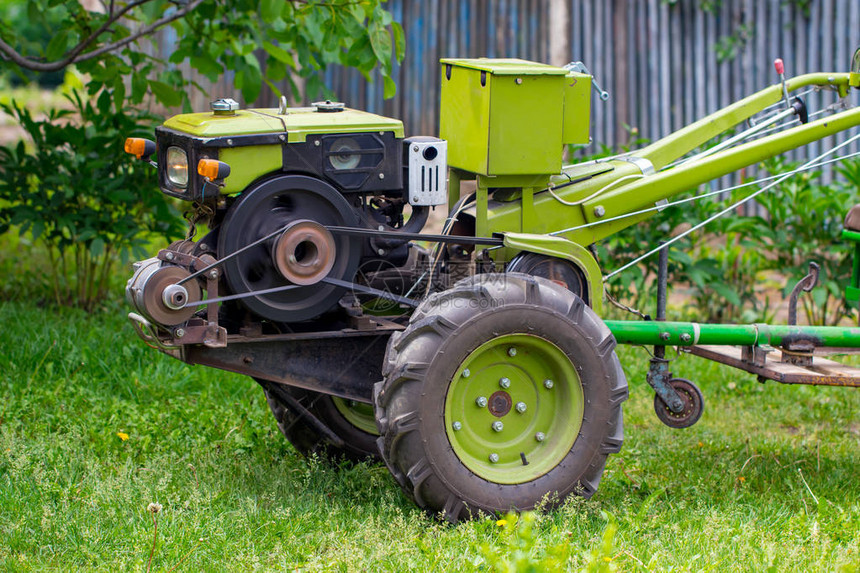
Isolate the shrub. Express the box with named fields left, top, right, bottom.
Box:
left=0, top=91, right=184, bottom=310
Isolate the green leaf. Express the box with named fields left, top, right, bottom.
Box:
left=260, top=0, right=280, bottom=22
left=368, top=21, right=392, bottom=67
left=45, top=29, right=71, bottom=62
left=710, top=282, right=742, bottom=307
left=240, top=64, right=262, bottom=104
left=382, top=73, right=396, bottom=99
left=190, top=55, right=223, bottom=81
left=392, top=22, right=405, bottom=63
left=263, top=41, right=295, bottom=67
left=148, top=80, right=182, bottom=107
left=90, top=237, right=105, bottom=258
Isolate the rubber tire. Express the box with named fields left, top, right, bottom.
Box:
left=374, top=273, right=628, bottom=522
left=264, top=386, right=380, bottom=462
left=653, top=378, right=704, bottom=429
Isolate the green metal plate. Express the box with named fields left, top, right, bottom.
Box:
left=440, top=58, right=569, bottom=76
left=163, top=107, right=404, bottom=142
left=444, top=334, right=584, bottom=484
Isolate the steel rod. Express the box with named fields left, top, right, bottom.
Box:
left=607, top=320, right=860, bottom=348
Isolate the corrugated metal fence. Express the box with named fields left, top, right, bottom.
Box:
left=189, top=0, right=860, bottom=171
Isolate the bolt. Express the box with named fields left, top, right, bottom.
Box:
left=489, top=453, right=499, bottom=463
left=462, top=369, right=471, bottom=378
left=680, top=333, right=692, bottom=343
left=199, top=243, right=209, bottom=252
left=165, top=251, right=175, bottom=261
left=476, top=396, right=488, bottom=408
left=378, top=225, right=385, bottom=231
left=535, top=432, right=546, bottom=442
left=594, top=205, right=606, bottom=217
left=314, top=140, right=321, bottom=146
left=227, top=138, right=233, bottom=146
left=379, top=173, right=385, bottom=179
left=499, top=377, right=511, bottom=389
left=413, top=145, right=420, bottom=152
left=492, top=421, right=504, bottom=432
left=507, top=347, right=517, bottom=357
left=515, top=78, right=523, bottom=85
left=452, top=421, right=462, bottom=431
left=515, top=402, right=527, bottom=413
left=208, top=270, right=219, bottom=280
left=660, top=332, right=671, bottom=341
left=412, top=196, right=420, bottom=203
left=544, top=379, right=554, bottom=389
left=174, top=328, right=186, bottom=339
left=377, top=248, right=386, bottom=256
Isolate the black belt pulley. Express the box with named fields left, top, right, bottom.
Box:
left=217, top=174, right=363, bottom=322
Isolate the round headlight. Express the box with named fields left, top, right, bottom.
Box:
left=166, top=146, right=188, bottom=188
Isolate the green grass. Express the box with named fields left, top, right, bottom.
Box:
left=1, top=300, right=858, bottom=571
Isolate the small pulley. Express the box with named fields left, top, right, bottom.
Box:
left=126, top=258, right=201, bottom=326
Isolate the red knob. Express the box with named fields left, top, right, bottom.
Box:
left=774, top=58, right=785, bottom=75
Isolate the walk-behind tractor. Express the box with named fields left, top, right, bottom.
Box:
left=125, top=52, right=860, bottom=522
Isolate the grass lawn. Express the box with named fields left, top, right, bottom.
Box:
left=1, top=300, right=858, bottom=571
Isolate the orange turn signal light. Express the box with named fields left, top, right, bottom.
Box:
left=124, top=137, right=156, bottom=160
left=197, top=159, right=231, bottom=181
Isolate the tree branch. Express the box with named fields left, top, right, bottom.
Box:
left=0, top=0, right=200, bottom=73
left=76, top=0, right=205, bottom=65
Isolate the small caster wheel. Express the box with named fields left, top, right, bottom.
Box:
left=654, top=378, right=703, bottom=429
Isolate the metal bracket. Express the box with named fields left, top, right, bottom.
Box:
left=787, top=261, right=820, bottom=326
left=619, top=156, right=656, bottom=176
left=646, top=242, right=684, bottom=413
left=646, top=358, right=685, bottom=413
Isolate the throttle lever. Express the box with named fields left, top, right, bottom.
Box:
left=564, top=61, right=610, bottom=101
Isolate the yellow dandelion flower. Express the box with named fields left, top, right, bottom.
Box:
left=496, top=519, right=507, bottom=527
left=738, top=476, right=746, bottom=483
left=117, top=432, right=129, bottom=441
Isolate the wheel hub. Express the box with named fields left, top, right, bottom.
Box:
left=488, top=390, right=512, bottom=417
left=444, top=333, right=584, bottom=484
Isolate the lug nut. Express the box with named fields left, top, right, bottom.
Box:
left=535, top=432, right=546, bottom=442
left=499, top=377, right=511, bottom=389
left=462, top=369, right=471, bottom=378
left=452, top=421, right=462, bottom=431
left=492, top=421, right=504, bottom=432
left=544, top=379, right=554, bottom=389
left=489, top=453, right=499, bottom=463
left=508, top=347, right=517, bottom=357
left=476, top=396, right=488, bottom=408
left=515, top=402, right=527, bottom=413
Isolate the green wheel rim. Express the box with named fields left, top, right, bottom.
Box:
left=332, top=397, right=380, bottom=435
left=444, top=334, right=584, bottom=484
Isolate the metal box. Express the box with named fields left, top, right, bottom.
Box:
left=439, top=58, right=591, bottom=176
